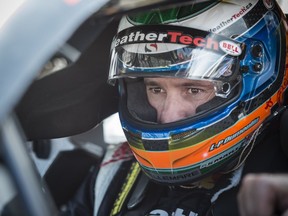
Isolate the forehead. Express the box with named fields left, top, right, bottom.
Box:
left=143, top=77, right=214, bottom=87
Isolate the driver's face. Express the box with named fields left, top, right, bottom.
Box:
left=144, top=77, right=215, bottom=123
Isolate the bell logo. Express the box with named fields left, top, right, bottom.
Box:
left=219, top=40, right=242, bottom=56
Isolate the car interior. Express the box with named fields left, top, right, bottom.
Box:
left=0, top=1, right=287, bottom=215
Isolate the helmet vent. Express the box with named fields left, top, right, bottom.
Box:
left=142, top=139, right=168, bottom=151
left=171, top=129, right=197, bottom=140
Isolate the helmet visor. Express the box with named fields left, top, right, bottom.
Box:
left=109, top=25, right=243, bottom=82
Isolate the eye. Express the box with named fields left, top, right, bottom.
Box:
left=148, top=87, right=165, bottom=94
left=187, top=88, right=204, bottom=94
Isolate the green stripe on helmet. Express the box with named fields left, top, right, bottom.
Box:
left=127, top=1, right=221, bottom=25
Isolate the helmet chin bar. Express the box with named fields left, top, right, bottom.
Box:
left=140, top=146, right=245, bottom=185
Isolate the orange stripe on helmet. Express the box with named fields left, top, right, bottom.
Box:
left=129, top=93, right=281, bottom=170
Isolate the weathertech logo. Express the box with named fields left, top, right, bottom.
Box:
left=114, top=25, right=242, bottom=56
left=209, top=3, right=253, bottom=33
left=114, top=30, right=220, bottom=52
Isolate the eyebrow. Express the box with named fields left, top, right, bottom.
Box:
left=143, top=79, right=159, bottom=86
left=144, top=79, right=213, bottom=88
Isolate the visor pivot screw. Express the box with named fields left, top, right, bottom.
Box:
left=251, top=44, right=263, bottom=58
left=222, top=83, right=231, bottom=94
left=253, top=63, right=263, bottom=72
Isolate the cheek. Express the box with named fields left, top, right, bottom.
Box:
left=183, top=94, right=213, bottom=111
left=189, top=89, right=215, bottom=102
left=193, top=100, right=208, bottom=108
left=181, top=101, right=197, bottom=116
left=146, top=93, right=163, bottom=111
left=186, top=94, right=215, bottom=111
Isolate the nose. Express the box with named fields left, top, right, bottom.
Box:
left=158, top=94, right=196, bottom=124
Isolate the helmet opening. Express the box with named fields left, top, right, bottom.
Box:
left=123, top=75, right=242, bottom=125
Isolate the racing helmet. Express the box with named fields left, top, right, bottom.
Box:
left=108, top=0, right=288, bottom=185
